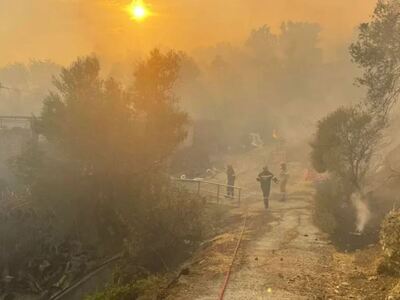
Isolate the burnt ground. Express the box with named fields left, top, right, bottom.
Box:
left=162, top=148, right=398, bottom=300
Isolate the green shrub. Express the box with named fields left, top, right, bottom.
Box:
left=313, top=179, right=342, bottom=235
left=3, top=52, right=205, bottom=298
left=126, top=185, right=205, bottom=271
left=86, top=283, right=139, bottom=300
left=85, top=276, right=165, bottom=300
left=310, top=106, right=382, bottom=191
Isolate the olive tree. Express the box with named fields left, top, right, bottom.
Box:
left=12, top=50, right=201, bottom=262
left=311, top=106, right=383, bottom=190
left=350, top=0, right=400, bottom=116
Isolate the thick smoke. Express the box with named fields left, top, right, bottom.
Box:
left=0, top=61, right=60, bottom=115
left=175, top=22, right=362, bottom=149
left=0, top=0, right=377, bottom=66
left=351, top=193, right=371, bottom=233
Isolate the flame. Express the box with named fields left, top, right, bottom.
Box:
left=272, top=129, right=279, bottom=140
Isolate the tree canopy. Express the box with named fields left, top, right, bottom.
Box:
left=15, top=50, right=189, bottom=244
left=350, top=0, right=400, bottom=116
left=311, top=107, right=382, bottom=190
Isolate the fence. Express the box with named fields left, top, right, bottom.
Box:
left=0, top=115, right=33, bottom=129
left=173, top=178, right=242, bottom=207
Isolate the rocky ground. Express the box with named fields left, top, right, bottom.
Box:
left=163, top=148, right=399, bottom=300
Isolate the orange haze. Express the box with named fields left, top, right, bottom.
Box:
left=0, top=0, right=377, bottom=66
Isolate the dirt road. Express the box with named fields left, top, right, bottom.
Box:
left=165, top=148, right=392, bottom=299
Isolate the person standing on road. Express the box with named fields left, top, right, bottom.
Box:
left=257, top=166, right=278, bottom=209
left=279, top=163, right=289, bottom=201
left=226, top=165, right=236, bottom=198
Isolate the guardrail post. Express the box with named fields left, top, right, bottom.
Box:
left=238, top=188, right=241, bottom=207
left=217, top=185, right=220, bottom=203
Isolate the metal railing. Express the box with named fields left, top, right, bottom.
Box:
left=0, top=115, right=35, bottom=132
left=173, top=178, right=242, bottom=207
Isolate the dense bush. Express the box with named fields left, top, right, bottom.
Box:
left=310, top=106, right=383, bottom=249
left=313, top=177, right=379, bottom=250
left=313, top=179, right=341, bottom=235
left=380, top=210, right=400, bottom=275
left=12, top=50, right=189, bottom=247
left=1, top=50, right=207, bottom=297
left=127, top=185, right=205, bottom=271
left=313, top=177, right=357, bottom=237
left=0, top=204, right=102, bottom=296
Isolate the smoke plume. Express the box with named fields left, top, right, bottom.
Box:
left=351, top=193, right=371, bottom=233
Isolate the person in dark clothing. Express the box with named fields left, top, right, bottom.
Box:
left=226, top=165, right=236, bottom=198
left=257, top=166, right=278, bottom=209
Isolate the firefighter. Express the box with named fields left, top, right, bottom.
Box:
left=279, top=163, right=289, bottom=201
left=257, top=166, right=278, bottom=209
left=226, top=165, right=236, bottom=198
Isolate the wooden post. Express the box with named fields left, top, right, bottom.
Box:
left=217, top=185, right=220, bottom=203
left=238, top=188, right=241, bottom=207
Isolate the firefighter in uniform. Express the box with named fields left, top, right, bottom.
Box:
left=257, top=166, right=278, bottom=209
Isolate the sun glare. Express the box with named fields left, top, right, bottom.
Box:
left=128, top=1, right=149, bottom=21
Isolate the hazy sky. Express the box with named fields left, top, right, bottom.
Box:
left=0, top=0, right=377, bottom=66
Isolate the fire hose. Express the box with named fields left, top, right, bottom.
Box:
left=218, top=210, right=249, bottom=300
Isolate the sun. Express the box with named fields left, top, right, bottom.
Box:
left=128, top=1, right=149, bottom=21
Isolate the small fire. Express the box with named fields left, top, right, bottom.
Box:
left=272, top=129, right=279, bottom=140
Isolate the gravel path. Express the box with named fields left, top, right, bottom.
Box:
left=166, top=148, right=342, bottom=299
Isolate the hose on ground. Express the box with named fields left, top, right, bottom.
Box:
left=218, top=210, right=249, bottom=300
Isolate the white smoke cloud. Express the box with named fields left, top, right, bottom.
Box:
left=351, top=192, right=371, bottom=233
